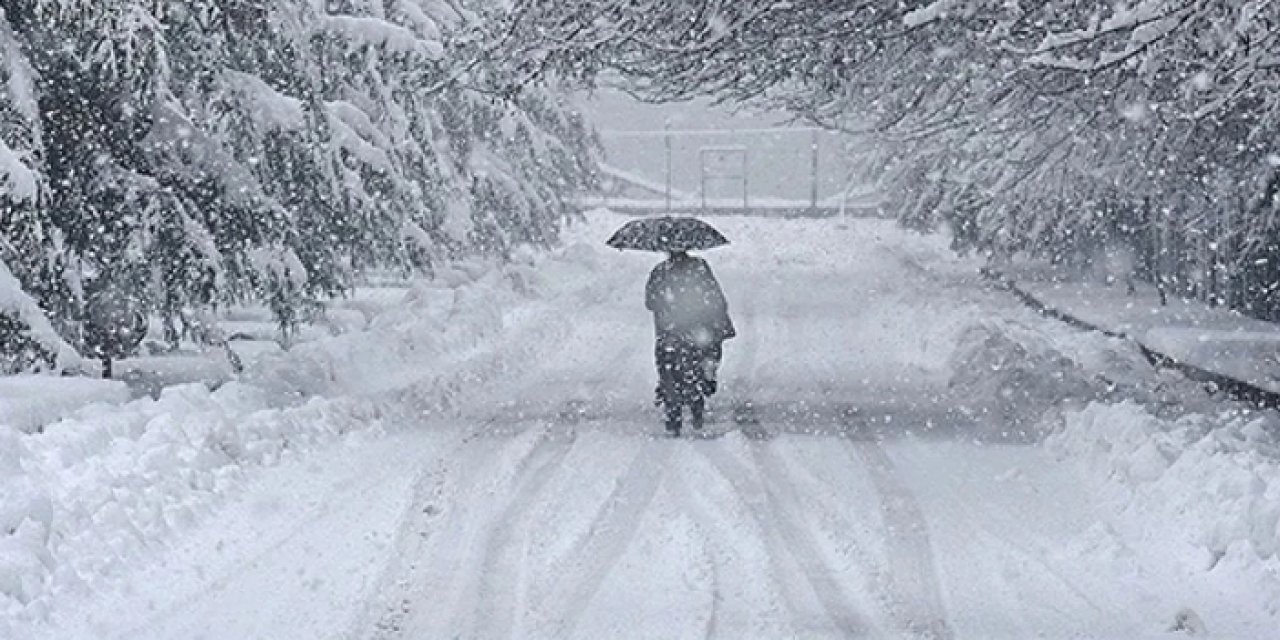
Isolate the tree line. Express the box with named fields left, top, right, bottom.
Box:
left=510, top=0, right=1279, bottom=316
left=0, top=0, right=596, bottom=370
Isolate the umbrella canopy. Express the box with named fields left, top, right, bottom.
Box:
left=605, top=216, right=729, bottom=252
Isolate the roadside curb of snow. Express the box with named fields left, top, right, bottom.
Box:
left=982, top=269, right=1280, bottom=410
left=0, top=241, right=621, bottom=635
left=1043, top=401, right=1280, bottom=625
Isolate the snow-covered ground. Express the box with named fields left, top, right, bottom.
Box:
left=5, top=212, right=1279, bottom=639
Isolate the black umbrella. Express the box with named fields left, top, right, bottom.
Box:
left=605, top=216, right=729, bottom=252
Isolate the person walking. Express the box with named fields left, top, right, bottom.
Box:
left=645, top=249, right=734, bottom=436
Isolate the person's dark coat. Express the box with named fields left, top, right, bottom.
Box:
left=645, top=252, right=734, bottom=346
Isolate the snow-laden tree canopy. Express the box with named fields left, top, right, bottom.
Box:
left=0, top=257, right=82, bottom=372
left=0, top=0, right=596, bottom=367
left=509, top=0, right=1279, bottom=317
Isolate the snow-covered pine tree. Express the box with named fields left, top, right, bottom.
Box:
left=3, top=1, right=221, bottom=352
left=0, top=5, right=51, bottom=295
left=0, top=6, right=69, bottom=371
left=0, top=0, right=596, bottom=361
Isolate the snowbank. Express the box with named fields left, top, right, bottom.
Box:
left=0, top=239, right=615, bottom=636
left=0, top=376, right=128, bottom=434
left=1046, top=401, right=1280, bottom=618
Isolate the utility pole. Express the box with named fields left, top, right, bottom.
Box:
left=809, top=128, right=819, bottom=211
left=663, top=118, right=672, bottom=212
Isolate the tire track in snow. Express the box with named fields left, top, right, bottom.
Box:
left=366, top=426, right=513, bottom=640
left=702, top=558, right=723, bottom=640
left=842, top=420, right=955, bottom=640
left=457, top=426, right=577, bottom=638
left=367, top=422, right=570, bottom=639
left=537, top=437, right=671, bottom=637
left=354, top=456, right=447, bottom=640
left=666, top=455, right=727, bottom=639
left=697, top=440, right=873, bottom=637
left=713, top=269, right=870, bottom=634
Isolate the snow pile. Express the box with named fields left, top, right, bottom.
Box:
left=0, top=240, right=616, bottom=633
left=1006, top=259, right=1280, bottom=396
left=948, top=320, right=1105, bottom=438
left=1046, top=401, right=1280, bottom=615
left=945, top=304, right=1217, bottom=438
left=0, top=380, right=401, bottom=630
left=0, top=384, right=385, bottom=613
left=0, top=429, right=48, bottom=608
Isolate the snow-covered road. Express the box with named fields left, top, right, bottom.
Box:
left=21, top=214, right=1277, bottom=639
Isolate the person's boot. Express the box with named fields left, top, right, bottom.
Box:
left=665, top=418, right=682, bottom=437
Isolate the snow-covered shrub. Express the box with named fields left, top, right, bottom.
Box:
left=0, top=311, right=51, bottom=374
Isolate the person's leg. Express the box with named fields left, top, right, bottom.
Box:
left=689, top=397, right=705, bottom=431
left=656, top=335, right=682, bottom=434
left=665, top=338, right=702, bottom=435
left=674, top=340, right=703, bottom=403
left=656, top=335, right=679, bottom=403
left=654, top=338, right=667, bottom=406
left=700, top=341, right=723, bottom=396
left=665, top=402, right=683, bottom=435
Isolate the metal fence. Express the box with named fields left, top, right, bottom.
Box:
left=591, top=125, right=876, bottom=215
